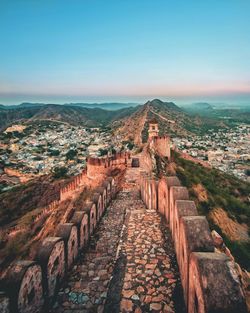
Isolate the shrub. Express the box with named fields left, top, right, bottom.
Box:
left=52, top=166, right=68, bottom=179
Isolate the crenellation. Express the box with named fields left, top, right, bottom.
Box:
left=139, top=168, right=247, bottom=313
left=92, top=192, right=103, bottom=222
left=173, top=200, right=198, bottom=260
left=82, top=201, right=97, bottom=235
left=55, top=223, right=78, bottom=269
left=169, top=186, right=189, bottom=234
left=1, top=261, right=44, bottom=313
left=158, top=176, right=181, bottom=221
left=188, top=252, right=247, bottom=313
left=35, top=237, right=65, bottom=304
left=178, top=216, right=214, bottom=305
left=71, top=211, right=89, bottom=249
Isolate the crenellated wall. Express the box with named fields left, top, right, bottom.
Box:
left=139, top=173, right=247, bottom=313
left=86, top=152, right=130, bottom=181
left=0, top=173, right=118, bottom=313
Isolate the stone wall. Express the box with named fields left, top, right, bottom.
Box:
left=139, top=172, right=247, bottom=313
left=86, top=152, right=130, bottom=181
left=149, top=136, right=171, bottom=159
left=0, top=174, right=119, bottom=313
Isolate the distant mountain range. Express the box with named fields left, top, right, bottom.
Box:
left=0, top=102, right=140, bottom=111
left=0, top=103, right=139, bottom=131
left=181, top=102, right=214, bottom=114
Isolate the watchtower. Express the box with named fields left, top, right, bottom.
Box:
left=148, top=118, right=159, bottom=140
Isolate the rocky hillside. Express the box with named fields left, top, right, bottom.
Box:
left=1, top=99, right=227, bottom=137
left=112, top=99, right=227, bottom=144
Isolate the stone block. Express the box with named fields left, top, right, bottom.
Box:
left=188, top=252, right=247, bottom=313
left=56, top=223, right=78, bottom=269
left=71, top=211, right=89, bottom=249
left=173, top=200, right=198, bottom=254
left=35, top=237, right=65, bottom=302
left=169, top=186, right=189, bottom=231
left=2, top=260, right=43, bottom=313
left=158, top=177, right=181, bottom=221
left=179, top=216, right=214, bottom=305
left=82, top=201, right=97, bottom=235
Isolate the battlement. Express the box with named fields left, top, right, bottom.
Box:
left=140, top=173, right=247, bottom=313
left=86, top=152, right=130, bottom=180
left=0, top=174, right=118, bottom=313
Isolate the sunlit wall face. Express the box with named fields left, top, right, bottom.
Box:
left=0, top=0, right=250, bottom=105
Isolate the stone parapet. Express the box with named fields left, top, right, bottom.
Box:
left=0, top=161, right=117, bottom=313
left=139, top=173, right=247, bottom=313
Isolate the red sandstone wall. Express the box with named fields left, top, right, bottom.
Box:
left=150, top=136, right=171, bottom=159
left=139, top=173, right=247, bottom=313
left=0, top=155, right=123, bottom=313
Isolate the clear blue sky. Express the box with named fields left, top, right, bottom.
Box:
left=0, top=0, right=250, bottom=105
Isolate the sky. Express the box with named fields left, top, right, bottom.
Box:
left=0, top=0, right=250, bottom=105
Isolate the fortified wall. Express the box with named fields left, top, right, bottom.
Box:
left=1, top=152, right=130, bottom=239
left=0, top=153, right=129, bottom=313
left=139, top=172, right=247, bottom=313
left=149, top=135, right=171, bottom=159
left=147, top=119, right=171, bottom=160
left=138, top=120, right=247, bottom=313
left=86, top=151, right=130, bottom=181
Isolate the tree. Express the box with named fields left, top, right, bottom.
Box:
left=98, top=148, right=108, bottom=156
left=49, top=149, right=60, bottom=156
left=245, top=169, right=250, bottom=176
left=52, top=166, right=68, bottom=179
left=66, top=149, right=77, bottom=160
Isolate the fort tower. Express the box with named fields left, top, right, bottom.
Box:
left=148, top=118, right=159, bottom=140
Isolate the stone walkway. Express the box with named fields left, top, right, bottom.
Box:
left=106, top=166, right=185, bottom=313
left=51, top=197, right=127, bottom=312
left=51, top=165, right=185, bottom=313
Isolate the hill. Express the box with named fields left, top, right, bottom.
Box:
left=64, top=102, right=139, bottom=110
left=0, top=102, right=139, bottom=111
left=181, top=102, right=214, bottom=115
left=0, top=104, right=138, bottom=131
left=180, top=102, right=250, bottom=123
left=113, top=99, right=228, bottom=144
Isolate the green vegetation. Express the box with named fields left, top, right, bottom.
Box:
left=98, top=148, right=108, bottom=156
left=66, top=149, right=77, bottom=160
left=52, top=166, right=68, bottom=179
left=173, top=151, right=250, bottom=270
left=48, top=149, right=60, bottom=156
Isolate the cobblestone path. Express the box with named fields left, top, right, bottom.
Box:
left=51, top=165, right=185, bottom=313
left=51, top=197, right=127, bottom=313
left=105, top=166, right=185, bottom=313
